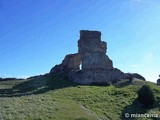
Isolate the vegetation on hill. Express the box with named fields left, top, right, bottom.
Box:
left=0, top=74, right=160, bottom=120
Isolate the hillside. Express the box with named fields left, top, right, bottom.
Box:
left=0, top=74, right=160, bottom=120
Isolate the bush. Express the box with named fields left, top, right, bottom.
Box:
left=137, top=85, right=155, bottom=108
left=91, top=82, right=111, bottom=86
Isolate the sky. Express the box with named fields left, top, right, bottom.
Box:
left=0, top=0, right=160, bottom=83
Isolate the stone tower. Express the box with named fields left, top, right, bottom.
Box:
left=78, top=30, right=113, bottom=70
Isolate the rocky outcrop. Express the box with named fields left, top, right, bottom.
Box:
left=124, top=73, right=146, bottom=81
left=50, top=30, right=145, bottom=84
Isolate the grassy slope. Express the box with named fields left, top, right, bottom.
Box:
left=0, top=74, right=160, bottom=120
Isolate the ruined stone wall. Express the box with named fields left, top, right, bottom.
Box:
left=78, top=30, right=113, bottom=70
left=50, top=30, right=125, bottom=84
left=50, top=53, right=81, bottom=74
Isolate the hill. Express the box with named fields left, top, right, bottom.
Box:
left=0, top=74, right=160, bottom=120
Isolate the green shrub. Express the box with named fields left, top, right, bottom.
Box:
left=91, top=82, right=111, bottom=86
left=137, top=85, right=155, bottom=108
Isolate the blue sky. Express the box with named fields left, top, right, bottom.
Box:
left=0, top=0, right=160, bottom=82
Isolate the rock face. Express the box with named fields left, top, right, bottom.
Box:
left=50, top=30, right=145, bottom=84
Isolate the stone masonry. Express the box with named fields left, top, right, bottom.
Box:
left=50, top=53, right=81, bottom=74
left=78, top=30, right=113, bottom=70
left=50, top=30, right=143, bottom=84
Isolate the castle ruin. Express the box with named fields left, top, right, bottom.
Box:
left=50, top=30, right=126, bottom=84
